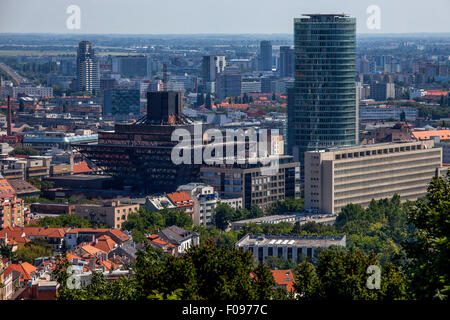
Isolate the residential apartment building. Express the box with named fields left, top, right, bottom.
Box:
left=202, top=55, right=226, bottom=82
left=0, top=178, right=25, bottom=228
left=2, top=86, right=53, bottom=99
left=74, top=199, right=140, bottom=229
left=177, top=183, right=242, bottom=226
left=305, top=140, right=445, bottom=214
left=166, top=191, right=195, bottom=221
left=76, top=41, right=100, bottom=93
left=236, top=234, right=346, bottom=263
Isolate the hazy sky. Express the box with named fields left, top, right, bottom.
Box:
left=0, top=0, right=449, bottom=34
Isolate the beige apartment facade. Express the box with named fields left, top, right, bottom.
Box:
left=75, top=199, right=139, bottom=229
left=305, top=140, right=445, bottom=214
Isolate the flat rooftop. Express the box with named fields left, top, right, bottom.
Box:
left=237, top=234, right=346, bottom=248
left=49, top=174, right=113, bottom=181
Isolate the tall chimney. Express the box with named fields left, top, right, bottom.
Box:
left=7, top=95, right=12, bottom=136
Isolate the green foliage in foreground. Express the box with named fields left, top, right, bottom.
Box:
left=28, top=214, right=107, bottom=229
left=122, top=207, right=193, bottom=242
left=55, top=243, right=280, bottom=300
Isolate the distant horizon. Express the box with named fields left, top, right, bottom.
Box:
left=1, top=32, right=450, bottom=36
left=1, top=0, right=449, bottom=34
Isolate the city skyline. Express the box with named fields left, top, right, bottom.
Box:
left=1, top=0, right=450, bottom=35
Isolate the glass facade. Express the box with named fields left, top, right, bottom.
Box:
left=288, top=14, right=358, bottom=177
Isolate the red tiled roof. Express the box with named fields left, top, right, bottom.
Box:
left=167, top=191, right=193, bottom=207
left=4, top=262, right=37, bottom=282
left=271, top=269, right=296, bottom=293
left=73, top=161, right=92, bottom=173
left=78, top=244, right=106, bottom=256
left=0, top=226, right=67, bottom=239
left=67, top=228, right=109, bottom=234
left=412, top=129, right=450, bottom=141
left=93, top=235, right=117, bottom=253
left=108, top=229, right=129, bottom=242
left=0, top=179, right=16, bottom=199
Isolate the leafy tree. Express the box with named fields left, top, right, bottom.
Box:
left=214, top=203, right=234, bottom=230
left=0, top=243, right=17, bottom=261
left=29, top=214, right=106, bottom=228
left=10, top=147, right=38, bottom=156
left=293, top=248, right=409, bottom=300
left=293, top=261, right=319, bottom=300
left=267, top=198, right=304, bottom=215
left=404, top=173, right=450, bottom=300
left=14, top=239, right=53, bottom=264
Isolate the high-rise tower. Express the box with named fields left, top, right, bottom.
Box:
left=287, top=14, right=358, bottom=178
left=279, top=46, right=294, bottom=77
left=259, top=40, right=273, bottom=71
left=76, top=41, right=100, bottom=94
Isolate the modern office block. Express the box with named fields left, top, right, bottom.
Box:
left=216, top=71, right=242, bottom=99
left=200, top=155, right=301, bottom=210
left=288, top=14, right=358, bottom=177
left=304, top=140, right=445, bottom=214
left=279, top=46, right=294, bottom=77
left=236, top=234, right=346, bottom=263
left=111, top=55, right=151, bottom=78
left=259, top=41, right=273, bottom=71
left=103, top=89, right=140, bottom=116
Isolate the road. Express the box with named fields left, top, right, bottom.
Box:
left=0, top=62, right=28, bottom=85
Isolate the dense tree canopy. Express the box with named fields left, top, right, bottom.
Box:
left=122, top=207, right=193, bottom=242
left=404, top=173, right=450, bottom=300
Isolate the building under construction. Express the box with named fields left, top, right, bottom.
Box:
left=74, top=91, right=211, bottom=193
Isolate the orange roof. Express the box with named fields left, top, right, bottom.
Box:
left=425, top=90, right=449, bottom=96
left=93, top=235, right=117, bottom=253
left=67, top=228, right=109, bottom=234
left=0, top=179, right=16, bottom=199
left=100, top=259, right=119, bottom=271
left=73, top=161, right=92, bottom=173
left=167, top=191, right=193, bottom=207
left=108, top=229, right=129, bottom=242
left=5, top=262, right=37, bottom=282
left=0, top=227, right=31, bottom=244
left=271, top=269, right=296, bottom=293
left=66, top=253, right=82, bottom=261
left=150, top=237, right=175, bottom=249
left=0, top=226, right=67, bottom=238
left=79, top=244, right=106, bottom=256
left=412, top=129, right=450, bottom=141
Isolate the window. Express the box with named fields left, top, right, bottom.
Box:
left=278, top=247, right=283, bottom=258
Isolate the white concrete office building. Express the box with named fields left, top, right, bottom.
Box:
left=236, top=234, right=346, bottom=263
left=305, top=140, right=445, bottom=214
